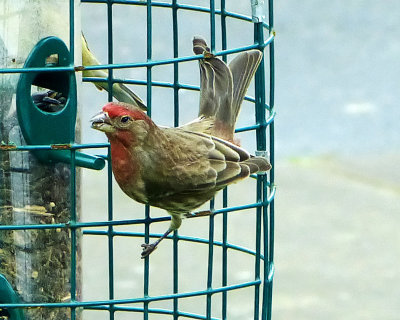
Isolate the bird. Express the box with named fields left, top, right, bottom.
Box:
left=81, top=33, right=147, bottom=111
left=32, top=90, right=66, bottom=113
left=90, top=37, right=271, bottom=258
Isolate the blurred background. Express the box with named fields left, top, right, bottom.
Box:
left=79, top=0, right=400, bottom=319
left=273, top=2, right=400, bottom=319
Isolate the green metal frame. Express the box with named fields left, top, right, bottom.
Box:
left=0, top=1, right=275, bottom=319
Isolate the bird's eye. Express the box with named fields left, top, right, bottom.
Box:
left=120, top=116, right=131, bottom=123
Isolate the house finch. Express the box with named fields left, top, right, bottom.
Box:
left=90, top=37, right=270, bottom=258
left=81, top=33, right=147, bottom=110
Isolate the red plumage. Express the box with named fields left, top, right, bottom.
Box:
left=103, top=102, right=152, bottom=124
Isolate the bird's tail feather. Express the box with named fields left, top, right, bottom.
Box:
left=229, top=50, right=263, bottom=128
left=191, top=36, right=262, bottom=142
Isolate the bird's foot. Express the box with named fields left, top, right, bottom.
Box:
left=141, top=229, right=173, bottom=258
left=141, top=243, right=157, bottom=259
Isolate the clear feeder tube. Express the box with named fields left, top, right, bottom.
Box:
left=0, top=1, right=81, bottom=319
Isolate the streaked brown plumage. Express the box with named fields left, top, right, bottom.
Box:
left=90, top=37, right=270, bottom=258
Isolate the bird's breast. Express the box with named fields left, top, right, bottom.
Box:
left=109, top=140, right=147, bottom=203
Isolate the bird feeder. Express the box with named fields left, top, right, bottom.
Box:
left=0, top=1, right=101, bottom=319
left=1, top=1, right=276, bottom=319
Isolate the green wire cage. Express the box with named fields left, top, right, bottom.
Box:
left=0, top=0, right=275, bottom=319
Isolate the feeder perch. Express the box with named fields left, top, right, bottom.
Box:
left=0, top=275, right=23, bottom=320
left=16, top=36, right=105, bottom=170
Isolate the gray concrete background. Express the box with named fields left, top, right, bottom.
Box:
left=79, top=1, right=400, bottom=319
left=272, top=2, right=400, bottom=319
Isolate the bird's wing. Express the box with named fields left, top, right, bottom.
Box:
left=243, top=156, right=272, bottom=173
left=191, top=131, right=271, bottom=181
left=140, top=128, right=270, bottom=212
left=143, top=129, right=255, bottom=194
left=81, top=33, right=147, bottom=110
left=179, top=116, right=215, bottom=135
left=112, top=83, right=147, bottom=110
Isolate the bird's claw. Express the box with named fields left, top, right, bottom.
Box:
left=141, top=243, right=157, bottom=259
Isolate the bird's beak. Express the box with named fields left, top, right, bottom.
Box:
left=90, top=111, right=115, bottom=133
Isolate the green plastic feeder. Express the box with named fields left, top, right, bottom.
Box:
left=0, top=274, right=23, bottom=320
left=16, top=36, right=105, bottom=170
